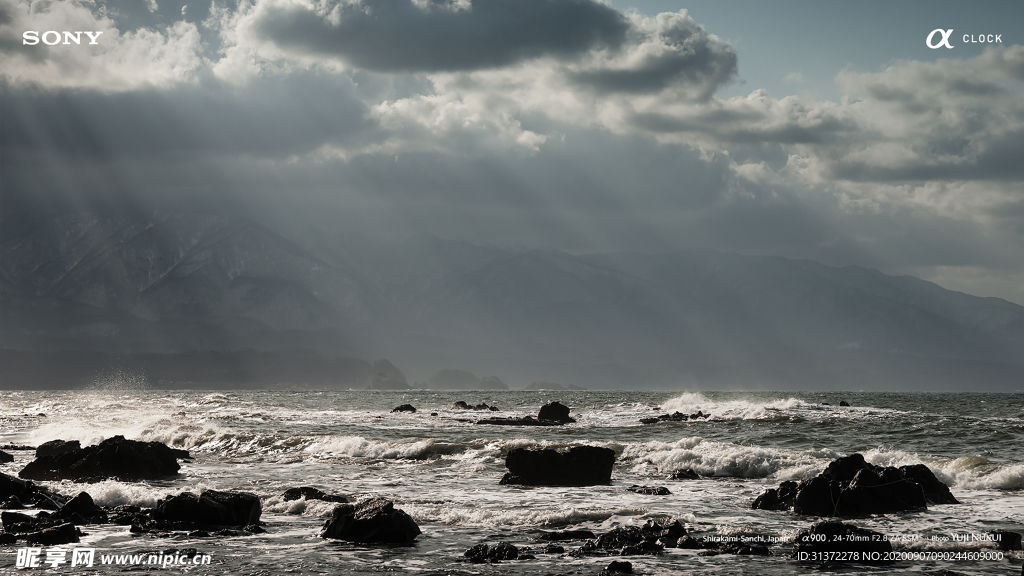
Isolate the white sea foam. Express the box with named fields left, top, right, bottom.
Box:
left=620, top=437, right=820, bottom=479
left=402, top=504, right=648, bottom=528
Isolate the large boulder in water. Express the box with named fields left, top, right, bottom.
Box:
left=795, top=521, right=893, bottom=565
left=537, top=401, right=574, bottom=423
left=500, top=446, right=614, bottom=486
left=156, top=490, right=262, bottom=528
left=752, top=454, right=956, bottom=517
left=319, top=498, right=420, bottom=543
left=19, top=436, right=185, bottom=482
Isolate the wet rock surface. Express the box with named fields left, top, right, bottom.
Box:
left=390, top=404, right=416, bottom=413
left=500, top=446, right=615, bottom=486
left=319, top=498, right=420, bottom=543
left=627, top=485, right=671, bottom=495
left=478, top=401, right=575, bottom=426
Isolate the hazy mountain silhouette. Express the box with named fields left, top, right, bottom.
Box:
left=3, top=213, right=1022, bottom=390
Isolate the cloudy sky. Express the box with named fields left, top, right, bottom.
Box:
left=2, top=0, right=1023, bottom=304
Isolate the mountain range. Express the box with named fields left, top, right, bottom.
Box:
left=2, top=212, right=1022, bottom=390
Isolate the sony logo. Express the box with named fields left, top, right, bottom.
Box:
left=23, top=31, right=104, bottom=46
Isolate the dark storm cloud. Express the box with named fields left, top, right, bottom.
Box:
left=571, top=14, right=737, bottom=98
left=253, top=0, right=629, bottom=72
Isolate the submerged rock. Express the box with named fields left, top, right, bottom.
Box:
left=640, top=410, right=707, bottom=424
left=536, top=529, right=596, bottom=541
left=390, top=404, right=416, bottom=413
left=839, top=400, right=851, bottom=407
left=794, top=521, right=893, bottom=565
left=464, top=542, right=519, bottom=563
left=604, top=560, right=632, bottom=573
left=282, top=487, right=348, bottom=503
left=990, top=530, right=1022, bottom=551
left=669, top=468, right=701, bottom=480
left=20, top=436, right=186, bottom=482
left=752, top=454, right=957, bottom=516
left=500, top=446, right=614, bottom=486
left=451, top=401, right=499, bottom=411
left=319, top=498, right=420, bottom=543
left=627, top=485, right=671, bottom=495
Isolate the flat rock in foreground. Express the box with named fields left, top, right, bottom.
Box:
left=501, top=446, right=614, bottom=486
left=320, top=498, right=420, bottom=543
left=19, top=436, right=187, bottom=482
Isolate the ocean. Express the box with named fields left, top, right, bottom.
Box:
left=1, top=389, right=1022, bottom=574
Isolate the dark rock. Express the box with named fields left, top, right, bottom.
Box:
left=55, top=492, right=107, bottom=523
left=718, top=542, right=770, bottom=555
left=319, top=498, right=420, bottom=543
left=640, top=410, right=707, bottom=424
left=0, top=445, right=35, bottom=451
left=899, top=464, right=959, bottom=504
left=477, top=416, right=560, bottom=426
left=35, top=440, right=80, bottom=460
left=0, top=533, right=15, bottom=544
left=676, top=535, right=701, bottom=549
left=20, top=436, right=184, bottom=482
left=0, top=472, right=66, bottom=509
left=390, top=404, right=416, bottom=413
left=627, top=485, right=670, bottom=495
left=795, top=521, right=893, bottom=565
left=753, top=454, right=953, bottom=517
left=2, top=511, right=50, bottom=534
left=839, top=401, right=851, bottom=407
left=0, top=451, right=12, bottom=464
left=451, top=401, right=497, bottom=411
left=156, top=490, right=261, bottom=528
left=580, top=519, right=685, bottom=556
left=1, top=495, right=25, bottom=509
left=500, top=446, right=615, bottom=486
left=537, top=401, right=573, bottom=423
left=544, top=544, right=565, bottom=553
left=669, top=468, right=701, bottom=480
left=990, top=530, right=1022, bottom=551
left=26, top=523, right=79, bottom=545
left=282, top=487, right=347, bottom=503
left=605, top=560, right=632, bottom=573
left=536, top=529, right=596, bottom=541
left=751, top=480, right=798, bottom=511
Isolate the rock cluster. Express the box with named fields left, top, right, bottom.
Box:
left=451, top=401, right=499, bottom=411
left=640, top=410, right=707, bottom=424
left=753, top=454, right=958, bottom=516
left=20, top=436, right=189, bottom=482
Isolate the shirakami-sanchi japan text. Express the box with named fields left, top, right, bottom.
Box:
left=15, top=547, right=212, bottom=568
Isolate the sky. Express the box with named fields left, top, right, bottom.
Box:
left=1, top=0, right=1023, bottom=305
